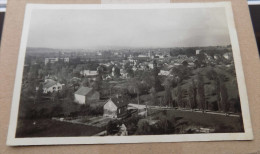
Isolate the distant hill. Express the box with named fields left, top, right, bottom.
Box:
left=26, top=45, right=232, bottom=57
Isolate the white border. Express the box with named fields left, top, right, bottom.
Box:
left=248, top=1, right=260, bottom=5
left=6, top=2, right=253, bottom=146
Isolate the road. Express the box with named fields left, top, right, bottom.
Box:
left=128, top=103, right=240, bottom=117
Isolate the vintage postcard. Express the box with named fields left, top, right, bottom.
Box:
left=7, top=2, right=253, bottom=145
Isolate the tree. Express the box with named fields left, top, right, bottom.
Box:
left=156, top=115, right=172, bottom=134
left=176, top=83, right=183, bottom=108
left=153, top=60, right=163, bottom=92
left=197, top=53, right=206, bottom=66
left=126, top=67, right=134, bottom=78
left=36, top=84, right=43, bottom=102
left=188, top=79, right=197, bottom=110
left=132, top=79, right=141, bottom=106
left=197, top=73, right=205, bottom=112
left=182, top=60, right=188, bottom=67
left=163, top=78, right=173, bottom=107
left=220, top=83, right=229, bottom=115
left=107, top=120, right=120, bottom=135
left=171, top=66, right=191, bottom=82
left=214, top=75, right=223, bottom=111
left=51, top=91, right=59, bottom=103
left=113, top=66, right=121, bottom=77
left=28, top=64, right=39, bottom=80
left=149, top=87, right=157, bottom=105
left=82, top=78, right=90, bottom=87
left=136, top=119, right=151, bottom=135
left=92, top=76, right=102, bottom=91
left=234, top=96, right=241, bottom=113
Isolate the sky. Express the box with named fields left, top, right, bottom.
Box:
left=27, top=7, right=231, bottom=49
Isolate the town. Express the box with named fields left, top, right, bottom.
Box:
left=16, top=45, right=244, bottom=137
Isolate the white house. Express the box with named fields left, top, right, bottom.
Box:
left=223, top=52, right=232, bottom=60
left=80, top=70, right=98, bottom=76
left=156, top=54, right=164, bottom=59
left=138, top=54, right=149, bottom=58
left=148, top=63, right=154, bottom=69
left=103, top=98, right=128, bottom=118
left=159, top=70, right=170, bottom=76
left=45, top=58, right=59, bottom=65
left=74, top=86, right=100, bottom=104
left=120, top=69, right=128, bottom=79
left=43, top=79, right=63, bottom=94
left=196, top=50, right=201, bottom=55
left=45, top=57, right=69, bottom=65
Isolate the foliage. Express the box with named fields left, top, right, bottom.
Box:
left=197, top=73, right=205, bottom=112
left=176, top=84, right=182, bottom=108
left=107, top=120, right=121, bottom=135
left=136, top=119, right=151, bottom=135
left=188, top=79, right=197, bottom=110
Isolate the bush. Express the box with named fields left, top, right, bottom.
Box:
left=136, top=119, right=151, bottom=135
left=107, top=120, right=121, bottom=135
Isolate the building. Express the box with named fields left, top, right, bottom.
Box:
left=74, top=86, right=100, bottom=104
left=43, top=79, right=63, bottom=94
left=103, top=98, right=128, bottom=118
left=44, top=75, right=57, bottom=82
left=148, top=63, right=154, bottom=69
left=120, top=69, right=128, bottom=79
left=138, top=54, right=149, bottom=58
left=223, top=52, right=232, bottom=60
left=155, top=54, right=164, bottom=59
left=45, top=57, right=69, bottom=65
left=196, top=50, right=201, bottom=55
left=159, top=70, right=171, bottom=76
left=80, top=70, right=98, bottom=76
left=45, top=58, right=58, bottom=65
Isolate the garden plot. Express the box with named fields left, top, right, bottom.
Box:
left=53, top=116, right=113, bottom=128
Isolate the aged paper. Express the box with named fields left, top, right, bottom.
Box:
left=6, top=2, right=253, bottom=146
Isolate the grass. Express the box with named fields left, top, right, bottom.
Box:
left=16, top=118, right=104, bottom=138
left=149, top=109, right=244, bottom=133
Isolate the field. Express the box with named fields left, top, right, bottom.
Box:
left=149, top=109, right=244, bottom=133
left=16, top=119, right=104, bottom=137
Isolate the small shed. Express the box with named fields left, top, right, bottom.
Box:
left=74, top=86, right=100, bottom=104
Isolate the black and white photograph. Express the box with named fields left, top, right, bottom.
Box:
left=7, top=3, right=253, bottom=145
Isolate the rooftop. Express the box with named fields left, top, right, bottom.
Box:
left=43, top=79, right=58, bottom=89
left=74, top=86, right=93, bottom=96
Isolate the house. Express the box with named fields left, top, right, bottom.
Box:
left=138, top=54, right=149, bottom=58
left=45, top=58, right=58, bottom=65
left=43, top=79, right=63, bottom=94
left=44, top=75, right=58, bottom=82
left=112, top=66, right=121, bottom=77
left=74, top=86, right=100, bottom=104
left=159, top=70, right=170, bottom=76
left=120, top=69, right=128, bottom=79
left=103, top=98, right=129, bottom=118
left=80, top=70, right=98, bottom=76
left=45, top=57, right=69, bottom=65
left=188, top=62, right=195, bottom=67
left=148, top=63, right=154, bottom=69
left=223, top=52, right=232, bottom=60
left=104, top=74, right=112, bottom=80
left=155, top=54, right=164, bottom=59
